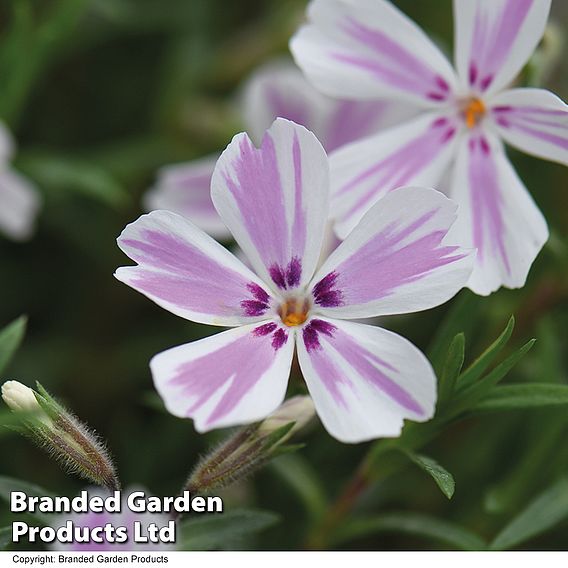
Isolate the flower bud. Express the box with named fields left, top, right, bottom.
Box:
left=184, top=396, right=315, bottom=497
left=258, top=395, right=315, bottom=438
left=1, top=380, right=120, bottom=491
left=2, top=380, right=44, bottom=414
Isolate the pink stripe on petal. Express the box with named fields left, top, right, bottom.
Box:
left=468, top=135, right=510, bottom=273
left=297, top=318, right=436, bottom=443
left=291, top=133, right=307, bottom=254
left=469, top=0, right=531, bottom=90
left=212, top=119, right=329, bottom=291
left=264, top=84, right=310, bottom=128
left=291, top=0, right=456, bottom=106
left=324, top=100, right=388, bottom=153
left=490, top=89, right=568, bottom=165
left=152, top=324, right=293, bottom=431
left=448, top=130, right=548, bottom=295
left=328, top=212, right=467, bottom=306
left=116, top=211, right=275, bottom=325
left=303, top=319, right=420, bottom=412
left=122, top=230, right=270, bottom=317
left=313, top=187, right=473, bottom=319
left=223, top=134, right=289, bottom=268
left=144, top=156, right=230, bottom=240
left=242, top=60, right=415, bottom=155
left=507, top=123, right=568, bottom=150
left=455, top=0, right=550, bottom=94
left=332, top=116, right=458, bottom=235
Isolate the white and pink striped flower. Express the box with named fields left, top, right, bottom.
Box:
left=144, top=60, right=412, bottom=241
left=0, top=122, right=40, bottom=241
left=291, top=0, right=567, bottom=295
left=116, top=119, right=473, bottom=443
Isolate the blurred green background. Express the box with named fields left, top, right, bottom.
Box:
left=0, top=0, right=567, bottom=551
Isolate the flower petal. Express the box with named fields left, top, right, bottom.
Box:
left=490, top=88, right=568, bottom=165
left=290, top=0, right=457, bottom=107
left=144, top=155, right=232, bottom=240
left=152, top=323, right=294, bottom=431
left=330, top=113, right=460, bottom=238
left=115, top=210, right=276, bottom=326
left=0, top=168, right=41, bottom=241
left=241, top=59, right=416, bottom=153
left=447, top=131, right=548, bottom=295
left=310, top=187, right=473, bottom=319
left=211, top=118, right=329, bottom=292
left=454, top=0, right=551, bottom=95
left=296, top=318, right=436, bottom=443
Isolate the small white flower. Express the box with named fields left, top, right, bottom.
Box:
left=116, top=119, right=474, bottom=443
left=291, top=0, right=567, bottom=295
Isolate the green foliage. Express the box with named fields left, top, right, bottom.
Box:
left=438, top=332, right=465, bottom=404
left=490, top=477, right=568, bottom=550
left=403, top=451, right=455, bottom=499
left=427, top=291, right=480, bottom=374
left=457, top=316, right=515, bottom=390
left=0, top=409, right=36, bottom=436
left=178, top=509, right=280, bottom=550
left=0, top=526, right=11, bottom=551
left=0, top=0, right=89, bottom=126
left=334, top=513, right=486, bottom=550
left=450, top=339, right=536, bottom=417
left=270, top=453, right=327, bottom=521
left=474, top=383, right=568, bottom=412
left=19, top=154, right=129, bottom=209
left=0, top=316, right=27, bottom=375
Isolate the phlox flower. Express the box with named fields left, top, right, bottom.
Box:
left=291, top=0, right=568, bottom=295
left=144, top=59, right=411, bottom=241
left=0, top=122, right=40, bottom=240
left=116, top=119, right=473, bottom=443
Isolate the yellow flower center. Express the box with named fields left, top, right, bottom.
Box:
left=463, top=97, right=486, bottom=129
left=279, top=297, right=309, bottom=327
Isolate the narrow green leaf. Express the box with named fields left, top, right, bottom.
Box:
left=0, top=316, right=27, bottom=375
left=18, top=153, right=129, bottom=209
left=0, top=409, right=37, bottom=432
left=270, top=453, right=327, bottom=521
left=428, top=291, right=479, bottom=374
left=270, top=443, right=305, bottom=457
left=259, top=422, right=295, bottom=451
left=404, top=451, right=455, bottom=499
left=457, top=316, right=514, bottom=390
left=438, top=332, right=465, bottom=403
left=178, top=508, right=280, bottom=550
left=333, top=513, right=486, bottom=550
left=490, top=477, right=568, bottom=550
left=450, top=339, right=536, bottom=417
left=484, top=414, right=566, bottom=515
left=0, top=476, right=56, bottom=525
left=0, top=526, right=11, bottom=550
left=473, top=383, right=568, bottom=412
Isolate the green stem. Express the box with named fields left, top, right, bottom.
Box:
left=305, top=421, right=446, bottom=549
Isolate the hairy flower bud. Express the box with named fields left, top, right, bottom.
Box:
left=184, top=396, right=315, bottom=498
left=1, top=380, right=120, bottom=491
